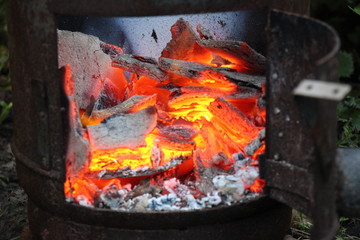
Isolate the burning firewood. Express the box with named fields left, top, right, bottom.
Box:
left=211, top=152, right=232, bottom=168
left=62, top=65, right=91, bottom=173
left=157, top=125, right=198, bottom=141
left=197, top=39, right=266, bottom=74
left=58, top=30, right=126, bottom=109
left=100, top=42, right=123, bottom=57
left=159, top=57, right=265, bottom=89
left=87, top=157, right=191, bottom=180
left=63, top=17, right=267, bottom=210
left=112, top=54, right=168, bottom=82
left=244, top=128, right=265, bottom=156
left=181, top=86, right=236, bottom=95
left=125, top=179, right=163, bottom=200
left=87, top=106, right=157, bottom=150
left=193, top=149, right=230, bottom=194
left=161, top=18, right=211, bottom=61
left=196, top=24, right=214, bottom=40
left=156, top=136, right=195, bottom=152
left=207, top=98, right=258, bottom=144
left=92, top=77, right=124, bottom=112
left=91, top=94, right=156, bottom=120
left=210, top=54, right=234, bottom=67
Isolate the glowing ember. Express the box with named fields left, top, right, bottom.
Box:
left=62, top=18, right=266, bottom=211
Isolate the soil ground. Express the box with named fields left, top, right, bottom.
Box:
left=0, top=123, right=28, bottom=240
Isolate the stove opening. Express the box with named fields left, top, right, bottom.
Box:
left=58, top=11, right=267, bottom=211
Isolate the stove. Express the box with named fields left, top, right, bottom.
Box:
left=7, top=1, right=358, bottom=240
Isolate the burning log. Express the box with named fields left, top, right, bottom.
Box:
left=112, top=54, right=168, bottom=82
left=58, top=30, right=126, bottom=109
left=244, top=128, right=265, bottom=156
left=159, top=57, right=265, bottom=89
left=193, top=149, right=230, bottom=194
left=210, top=54, right=234, bottom=67
left=125, top=179, right=162, bottom=200
left=62, top=65, right=91, bottom=173
left=100, top=42, right=123, bottom=57
left=197, top=39, right=266, bottom=74
left=156, top=136, right=195, bottom=152
left=211, top=152, right=232, bottom=168
left=180, top=86, right=262, bottom=100
left=207, top=98, right=258, bottom=145
left=92, top=77, right=124, bottom=111
left=196, top=24, right=214, bottom=40
left=87, top=157, right=191, bottom=180
left=87, top=106, right=157, bottom=150
left=181, top=86, right=236, bottom=96
left=91, top=94, right=156, bottom=120
left=157, top=125, right=198, bottom=141
left=161, top=18, right=211, bottom=61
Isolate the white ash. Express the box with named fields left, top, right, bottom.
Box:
left=76, top=195, right=94, bottom=208
left=93, top=157, right=261, bottom=211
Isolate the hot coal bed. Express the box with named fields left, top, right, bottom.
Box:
left=60, top=14, right=269, bottom=212
left=9, top=0, right=353, bottom=240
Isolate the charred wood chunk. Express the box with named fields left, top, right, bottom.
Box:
left=211, top=152, right=232, bottom=168
left=210, top=54, right=233, bottom=67
left=100, top=42, right=123, bottom=58
left=58, top=30, right=123, bottom=109
left=157, top=125, right=198, bottom=141
left=244, top=128, right=265, bottom=156
left=87, top=106, right=157, bottom=150
left=126, top=179, right=162, bottom=200
left=92, top=77, right=125, bottom=111
left=196, top=24, right=214, bottom=40
left=244, top=136, right=263, bottom=156
left=159, top=57, right=264, bottom=89
left=91, top=94, right=156, bottom=120
left=197, top=39, right=267, bottom=74
left=193, top=149, right=230, bottom=194
left=207, top=98, right=258, bottom=142
left=156, top=136, right=196, bottom=152
left=62, top=65, right=91, bottom=173
left=112, top=54, right=168, bottom=82
left=161, top=18, right=209, bottom=61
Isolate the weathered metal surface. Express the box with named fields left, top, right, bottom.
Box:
left=27, top=198, right=291, bottom=240
left=48, top=0, right=310, bottom=17
left=293, top=79, right=351, bottom=101
left=48, top=0, right=267, bottom=16
left=6, top=0, right=310, bottom=239
left=17, top=153, right=288, bottom=231
left=272, top=0, right=310, bottom=15
left=265, top=10, right=340, bottom=240
left=7, top=0, right=65, bottom=175
left=336, top=148, right=360, bottom=217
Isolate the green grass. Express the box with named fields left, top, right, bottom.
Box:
left=291, top=211, right=360, bottom=240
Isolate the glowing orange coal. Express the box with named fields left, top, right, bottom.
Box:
left=64, top=29, right=266, bottom=206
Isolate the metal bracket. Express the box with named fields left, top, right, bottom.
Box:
left=293, top=79, right=351, bottom=101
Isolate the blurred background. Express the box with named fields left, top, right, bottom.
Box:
left=0, top=0, right=359, bottom=239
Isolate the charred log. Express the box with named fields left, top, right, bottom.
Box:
left=197, top=39, right=267, bottom=74
left=196, top=24, right=214, bottom=40
left=91, top=94, right=156, bottom=120
left=161, top=18, right=210, bottom=61
left=207, top=97, right=258, bottom=143
left=112, top=54, right=168, bottom=82
left=87, top=106, right=157, bottom=150
left=159, top=57, right=264, bottom=89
